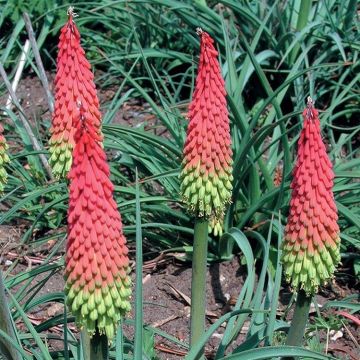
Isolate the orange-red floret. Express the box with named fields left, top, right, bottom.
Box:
left=49, top=10, right=102, bottom=178
left=64, top=104, right=131, bottom=340
left=180, top=29, right=233, bottom=233
left=282, top=98, right=340, bottom=294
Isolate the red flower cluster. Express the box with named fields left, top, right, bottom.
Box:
left=282, top=98, right=340, bottom=294
left=64, top=104, right=131, bottom=340
left=180, top=29, right=233, bottom=232
left=49, top=8, right=102, bottom=178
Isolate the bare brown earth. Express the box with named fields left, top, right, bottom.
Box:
left=0, top=71, right=160, bottom=132
left=0, top=75, right=359, bottom=359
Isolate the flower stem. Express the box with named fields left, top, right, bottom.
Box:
left=90, top=331, right=108, bottom=360
left=284, top=290, right=312, bottom=359
left=82, top=329, right=108, bottom=360
left=190, top=218, right=208, bottom=358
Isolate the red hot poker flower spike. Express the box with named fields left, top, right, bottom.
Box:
left=282, top=97, right=340, bottom=294
left=65, top=103, right=131, bottom=340
left=49, top=7, right=102, bottom=178
left=180, top=28, right=233, bottom=229
left=0, top=123, right=10, bottom=193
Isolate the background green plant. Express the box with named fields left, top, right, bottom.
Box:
left=0, top=0, right=359, bottom=358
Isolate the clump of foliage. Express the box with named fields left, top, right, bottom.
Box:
left=0, top=0, right=359, bottom=358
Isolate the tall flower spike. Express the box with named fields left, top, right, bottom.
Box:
left=282, top=98, right=340, bottom=294
left=49, top=7, right=102, bottom=178
left=0, top=124, right=10, bottom=193
left=180, top=28, right=233, bottom=228
left=65, top=104, right=131, bottom=340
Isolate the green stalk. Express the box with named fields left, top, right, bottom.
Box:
left=90, top=331, right=108, bottom=360
left=82, top=329, right=108, bottom=360
left=190, top=218, right=209, bottom=358
left=0, top=270, right=21, bottom=360
left=284, top=290, right=312, bottom=360
left=289, top=0, right=312, bottom=64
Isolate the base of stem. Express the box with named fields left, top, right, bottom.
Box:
left=283, top=289, right=312, bottom=360
left=190, top=218, right=209, bottom=359
left=81, top=328, right=108, bottom=360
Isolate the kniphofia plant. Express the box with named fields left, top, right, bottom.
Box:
left=283, top=97, right=340, bottom=348
left=180, top=28, right=233, bottom=354
left=49, top=7, right=102, bottom=178
left=65, top=102, right=131, bottom=356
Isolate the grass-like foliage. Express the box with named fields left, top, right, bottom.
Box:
left=0, top=0, right=359, bottom=358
